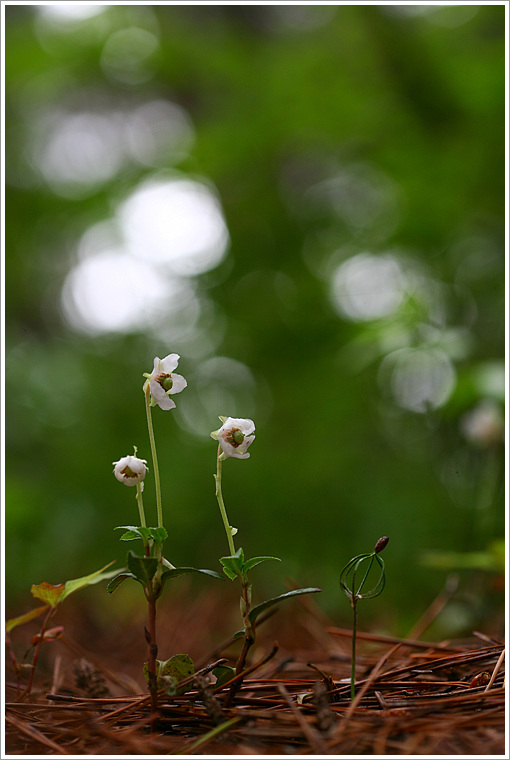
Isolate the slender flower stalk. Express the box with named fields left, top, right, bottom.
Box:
left=350, top=600, right=358, bottom=702
left=144, top=381, right=163, bottom=529
left=214, top=445, right=236, bottom=556
left=23, top=605, right=55, bottom=697
left=210, top=417, right=259, bottom=701
left=340, top=536, right=389, bottom=702
left=109, top=353, right=196, bottom=729
left=135, top=483, right=147, bottom=528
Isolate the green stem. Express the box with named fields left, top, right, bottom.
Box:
left=144, top=382, right=163, bottom=529
left=136, top=483, right=147, bottom=528
left=214, top=445, right=236, bottom=556
left=351, top=600, right=358, bottom=703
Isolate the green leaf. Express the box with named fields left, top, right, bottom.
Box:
left=6, top=604, right=50, bottom=633
left=212, top=664, right=236, bottom=688
left=248, top=587, right=322, bottom=626
left=143, top=654, right=195, bottom=694
left=164, top=653, right=195, bottom=682
left=118, top=531, right=140, bottom=541
left=148, top=526, right=168, bottom=544
left=127, top=552, right=158, bottom=585
left=242, top=555, right=281, bottom=573
left=60, top=561, right=117, bottom=602
left=219, top=548, right=245, bottom=580
left=115, top=526, right=167, bottom=545
left=143, top=660, right=161, bottom=689
left=30, top=562, right=117, bottom=608
left=160, top=566, right=225, bottom=585
left=106, top=572, right=141, bottom=594
left=115, top=525, right=150, bottom=543
left=220, top=565, right=238, bottom=581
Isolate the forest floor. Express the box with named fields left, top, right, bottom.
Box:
left=4, top=584, right=506, bottom=756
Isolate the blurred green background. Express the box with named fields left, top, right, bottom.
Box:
left=5, top=4, right=505, bottom=637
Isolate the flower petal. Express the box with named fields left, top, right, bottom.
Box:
left=158, top=395, right=176, bottom=410
left=113, top=455, right=147, bottom=485
left=223, top=417, right=255, bottom=436
left=229, top=449, right=251, bottom=459
left=149, top=382, right=177, bottom=410
left=168, top=372, right=187, bottom=394
left=160, top=353, right=180, bottom=373
left=149, top=377, right=167, bottom=403
left=219, top=439, right=250, bottom=458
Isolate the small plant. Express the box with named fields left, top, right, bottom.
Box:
left=6, top=562, right=118, bottom=695
left=340, top=535, right=389, bottom=702
left=211, top=416, right=321, bottom=694
left=107, top=355, right=223, bottom=717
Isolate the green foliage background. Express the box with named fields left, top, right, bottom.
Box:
left=5, top=4, right=505, bottom=636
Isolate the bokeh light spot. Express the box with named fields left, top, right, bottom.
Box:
left=101, top=28, right=159, bottom=85
left=33, top=111, right=125, bottom=197
left=380, top=348, right=456, bottom=413
left=125, top=100, right=194, bottom=167
left=118, top=176, right=230, bottom=276
left=331, top=252, right=406, bottom=321
left=61, top=250, right=182, bottom=335
left=38, top=4, right=106, bottom=23
left=31, top=100, right=194, bottom=197
left=306, top=162, right=400, bottom=238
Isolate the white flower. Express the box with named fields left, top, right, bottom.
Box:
left=113, top=455, right=148, bottom=486
left=211, top=417, right=255, bottom=459
left=149, top=354, right=187, bottom=410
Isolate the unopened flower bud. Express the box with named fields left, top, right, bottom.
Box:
left=374, top=536, right=389, bottom=554
left=113, top=455, right=148, bottom=486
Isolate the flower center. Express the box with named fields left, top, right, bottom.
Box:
left=121, top=465, right=137, bottom=480
left=225, top=428, right=245, bottom=447
left=159, top=374, right=173, bottom=391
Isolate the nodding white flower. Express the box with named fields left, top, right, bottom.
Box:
left=211, top=417, right=255, bottom=459
left=113, top=455, right=148, bottom=486
left=148, top=354, right=187, bottom=410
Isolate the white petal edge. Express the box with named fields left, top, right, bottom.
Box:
left=168, top=373, right=187, bottom=394
left=160, top=353, right=180, bottom=373
left=156, top=394, right=176, bottom=411
left=221, top=417, right=255, bottom=435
